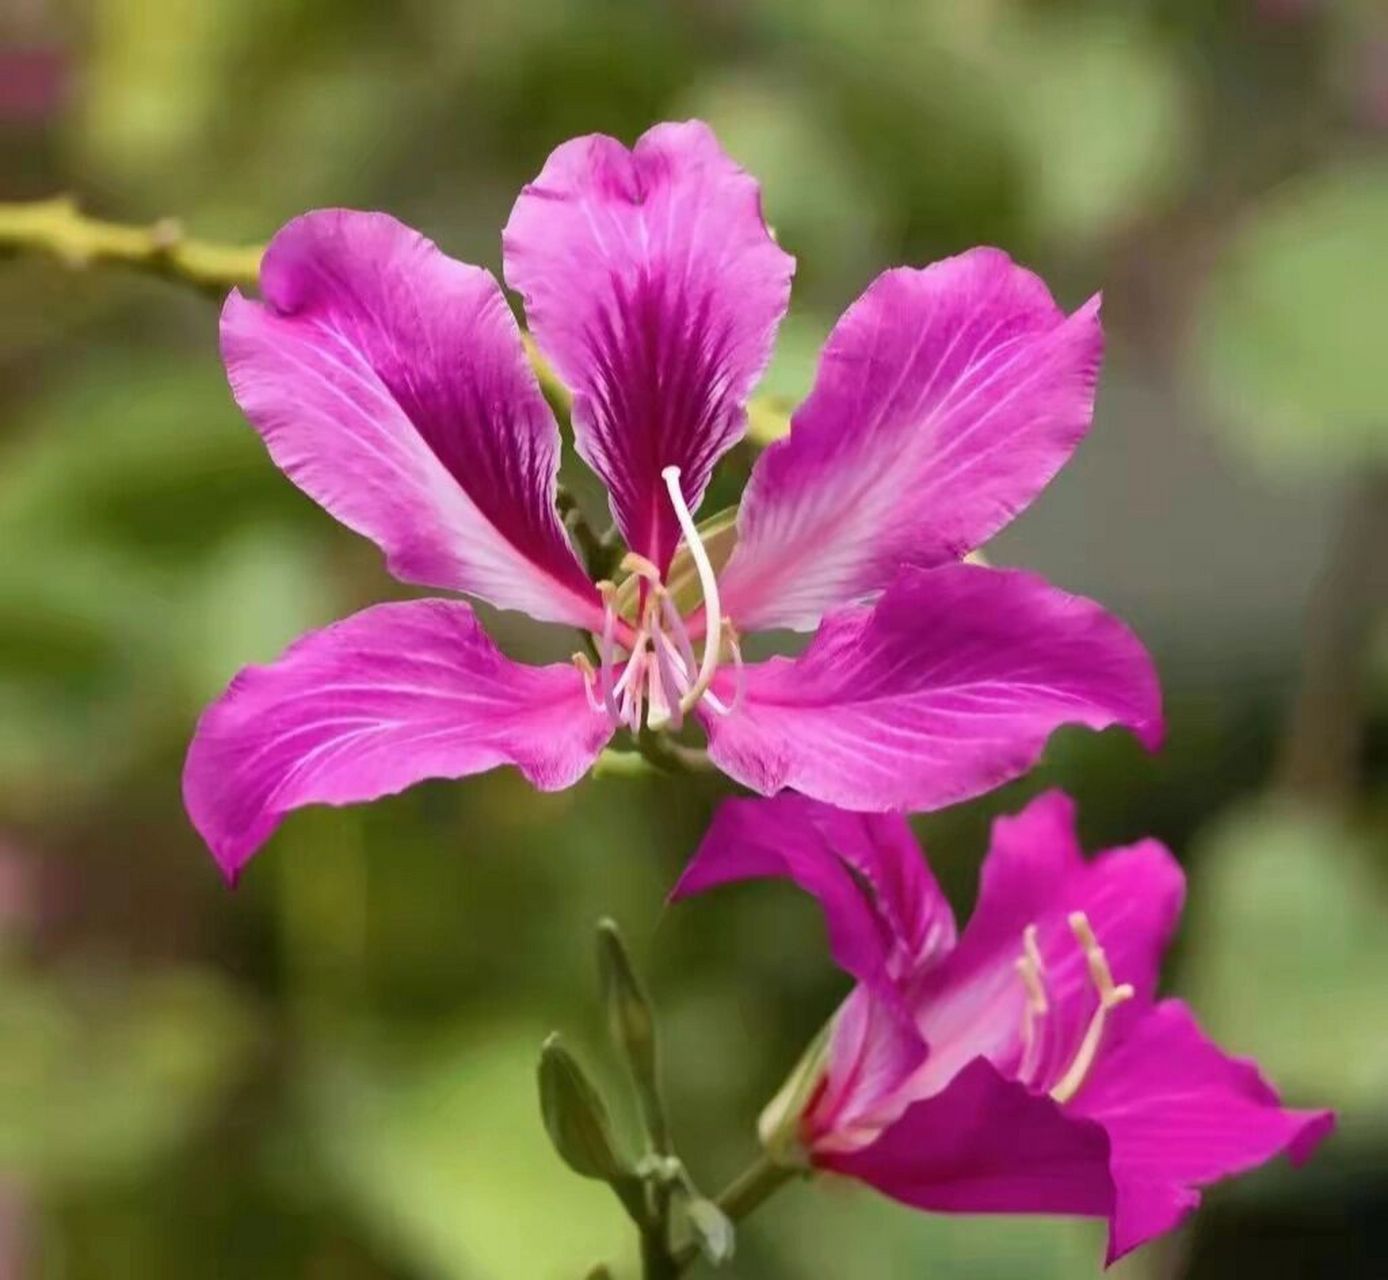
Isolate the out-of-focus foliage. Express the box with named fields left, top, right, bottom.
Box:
left=1184, top=803, right=1388, bottom=1111
left=1193, top=161, right=1388, bottom=473
left=1, top=0, right=1384, bottom=1275
left=307, top=1026, right=633, bottom=1279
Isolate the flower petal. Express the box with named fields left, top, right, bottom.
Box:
left=720, top=250, right=1102, bottom=632
left=1072, top=1000, right=1335, bottom=1263
left=672, top=793, right=950, bottom=1145
left=672, top=793, right=956, bottom=981
left=183, top=599, right=613, bottom=882
left=702, top=564, right=1163, bottom=813
left=822, top=1057, right=1114, bottom=1219
left=503, top=121, right=794, bottom=568
left=905, top=791, right=1185, bottom=1099
left=223, top=210, right=601, bottom=628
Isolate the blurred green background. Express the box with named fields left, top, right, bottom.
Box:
left=1, top=0, right=1385, bottom=1276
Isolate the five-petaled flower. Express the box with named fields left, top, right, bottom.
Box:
left=184, top=119, right=1162, bottom=882
left=673, top=790, right=1333, bottom=1262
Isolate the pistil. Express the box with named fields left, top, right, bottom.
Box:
left=661, top=466, right=723, bottom=713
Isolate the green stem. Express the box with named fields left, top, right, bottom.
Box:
left=642, top=1223, right=680, bottom=1280
left=670, top=1153, right=798, bottom=1274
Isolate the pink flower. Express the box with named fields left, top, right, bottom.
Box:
left=673, top=791, right=1333, bottom=1262
left=184, top=121, right=1161, bottom=882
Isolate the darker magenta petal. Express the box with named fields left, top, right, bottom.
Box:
left=223, top=209, right=601, bottom=629
left=503, top=121, right=794, bottom=569
left=720, top=250, right=1103, bottom=632
left=822, top=1057, right=1114, bottom=1219
left=183, top=600, right=614, bottom=882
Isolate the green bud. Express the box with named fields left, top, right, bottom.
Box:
left=537, top=1034, right=632, bottom=1184
left=596, top=918, right=672, bottom=1155
left=757, top=1020, right=833, bottom=1167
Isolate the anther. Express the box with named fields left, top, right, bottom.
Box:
left=620, top=552, right=662, bottom=583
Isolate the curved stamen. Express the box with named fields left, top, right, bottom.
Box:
left=661, top=466, right=723, bottom=713
left=722, top=620, right=745, bottom=714
left=572, top=653, right=604, bottom=713
left=1049, top=912, right=1135, bottom=1105
left=1014, top=923, right=1049, bottom=1085
left=698, top=622, right=744, bottom=717
left=595, top=580, right=621, bottom=719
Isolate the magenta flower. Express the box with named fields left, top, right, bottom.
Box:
left=184, top=120, right=1161, bottom=882
left=673, top=791, right=1333, bottom=1262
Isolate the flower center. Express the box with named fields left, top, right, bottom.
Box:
left=573, top=465, right=742, bottom=732
left=1014, top=911, right=1135, bottom=1105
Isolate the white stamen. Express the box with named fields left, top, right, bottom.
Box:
left=661, top=466, right=723, bottom=713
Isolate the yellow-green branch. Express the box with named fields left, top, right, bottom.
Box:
left=0, top=196, right=262, bottom=297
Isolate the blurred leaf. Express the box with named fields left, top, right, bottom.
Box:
left=0, top=353, right=280, bottom=559
left=766, top=1177, right=1100, bottom=1277
left=175, top=526, right=335, bottom=699
left=1192, top=160, right=1388, bottom=473
left=681, top=73, right=885, bottom=299
left=76, top=0, right=245, bottom=187
left=308, top=1024, right=633, bottom=1280
left=0, top=967, right=256, bottom=1187
left=1183, top=802, right=1388, bottom=1111
left=996, top=13, right=1190, bottom=243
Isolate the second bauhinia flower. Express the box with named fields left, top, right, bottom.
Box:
left=673, top=791, right=1333, bottom=1262
left=183, top=120, right=1162, bottom=881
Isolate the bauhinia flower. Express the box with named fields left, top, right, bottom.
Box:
left=184, top=120, right=1162, bottom=882
left=673, top=790, right=1333, bottom=1263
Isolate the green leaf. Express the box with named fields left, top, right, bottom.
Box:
left=996, top=13, right=1189, bottom=244
left=1192, top=160, right=1388, bottom=473
left=1182, top=802, right=1388, bottom=1113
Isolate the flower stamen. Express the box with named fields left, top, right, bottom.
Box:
left=1014, top=923, right=1048, bottom=1084
left=595, top=580, right=621, bottom=718
left=1048, top=911, right=1135, bottom=1105
left=572, top=652, right=603, bottom=713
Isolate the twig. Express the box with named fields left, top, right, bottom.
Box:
left=0, top=196, right=261, bottom=298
